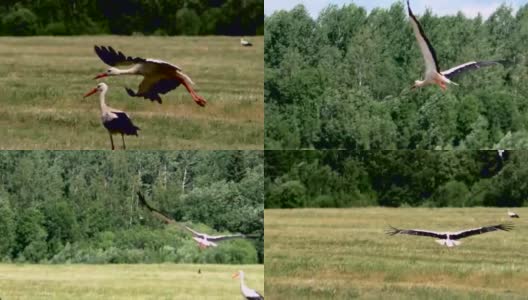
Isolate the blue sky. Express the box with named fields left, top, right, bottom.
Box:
left=265, top=0, right=526, bottom=19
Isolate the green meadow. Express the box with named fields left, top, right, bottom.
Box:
left=265, top=208, right=528, bottom=299
left=0, top=264, right=263, bottom=299
left=0, top=36, right=263, bottom=150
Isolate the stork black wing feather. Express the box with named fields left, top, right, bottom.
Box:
left=94, top=45, right=146, bottom=66
left=125, top=79, right=181, bottom=103
left=407, top=0, right=440, bottom=72
left=103, top=112, right=139, bottom=136
left=443, top=61, right=508, bottom=80
left=137, top=192, right=176, bottom=224
left=451, top=223, right=513, bottom=240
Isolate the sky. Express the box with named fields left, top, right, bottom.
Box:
left=265, top=0, right=526, bottom=19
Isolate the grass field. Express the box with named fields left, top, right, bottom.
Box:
left=0, top=264, right=263, bottom=299
left=265, top=208, right=528, bottom=299
left=0, top=36, right=263, bottom=150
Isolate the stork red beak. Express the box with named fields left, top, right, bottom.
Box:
left=94, top=73, right=108, bottom=80
left=232, top=272, right=239, bottom=279
left=84, top=88, right=98, bottom=98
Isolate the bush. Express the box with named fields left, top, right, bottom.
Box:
left=41, top=22, right=68, bottom=35
left=268, top=180, right=306, bottom=208
left=2, top=7, right=38, bottom=36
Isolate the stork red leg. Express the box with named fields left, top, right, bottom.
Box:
left=181, top=80, right=207, bottom=107
left=109, top=133, right=115, bottom=150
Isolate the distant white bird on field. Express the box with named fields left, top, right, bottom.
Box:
left=407, top=0, right=506, bottom=91
left=232, top=270, right=264, bottom=300
left=386, top=223, right=513, bottom=247
left=83, top=83, right=139, bottom=150
left=93, top=46, right=207, bottom=106
left=240, top=38, right=253, bottom=47
left=508, top=210, right=520, bottom=218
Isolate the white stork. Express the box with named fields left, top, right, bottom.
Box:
left=137, top=192, right=250, bottom=249
left=508, top=210, right=520, bottom=218
left=185, top=226, right=248, bottom=249
left=407, top=1, right=506, bottom=90
left=232, top=270, right=264, bottom=300
left=84, top=83, right=140, bottom=150
left=240, top=38, right=253, bottom=47
left=93, top=46, right=207, bottom=106
left=386, top=223, right=513, bottom=247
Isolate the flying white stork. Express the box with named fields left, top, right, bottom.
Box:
left=137, top=192, right=251, bottom=249
left=386, top=223, right=513, bottom=247
left=240, top=38, right=253, bottom=47
left=407, top=0, right=506, bottom=90
left=508, top=210, right=520, bottom=218
left=84, top=83, right=140, bottom=150
left=232, top=270, right=264, bottom=300
left=185, top=225, right=248, bottom=249
left=93, top=46, right=207, bottom=106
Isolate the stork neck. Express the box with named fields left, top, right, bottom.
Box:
left=99, top=90, right=108, bottom=112
left=117, top=65, right=140, bottom=75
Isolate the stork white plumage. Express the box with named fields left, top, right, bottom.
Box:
left=93, top=46, right=207, bottom=106
left=508, top=210, right=520, bottom=218
left=185, top=226, right=248, bottom=249
left=240, top=38, right=253, bottom=47
left=407, top=1, right=506, bottom=91
left=83, top=83, right=140, bottom=150
left=232, top=270, right=264, bottom=300
left=386, top=223, right=513, bottom=247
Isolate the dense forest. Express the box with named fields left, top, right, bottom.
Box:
left=0, top=0, right=264, bottom=36
left=265, top=3, right=528, bottom=149
left=0, top=151, right=264, bottom=264
left=265, top=150, right=527, bottom=208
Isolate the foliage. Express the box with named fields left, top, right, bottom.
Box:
left=265, top=150, right=527, bottom=208
left=265, top=3, right=528, bottom=149
left=0, top=151, right=264, bottom=264
left=0, top=0, right=263, bottom=36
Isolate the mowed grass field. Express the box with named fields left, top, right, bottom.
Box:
left=0, top=36, right=263, bottom=150
left=265, top=208, right=528, bottom=299
left=0, top=264, right=263, bottom=299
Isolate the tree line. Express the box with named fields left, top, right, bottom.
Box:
left=265, top=3, right=528, bottom=149
left=0, top=0, right=264, bottom=36
left=0, top=151, right=264, bottom=264
left=265, top=150, right=527, bottom=208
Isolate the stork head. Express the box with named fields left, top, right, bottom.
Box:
left=94, top=67, right=120, bottom=79
left=232, top=270, right=244, bottom=279
left=84, top=83, right=108, bottom=98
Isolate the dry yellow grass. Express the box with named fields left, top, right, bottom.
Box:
left=0, top=36, right=263, bottom=150
left=265, top=208, right=528, bottom=299
left=0, top=264, right=264, bottom=299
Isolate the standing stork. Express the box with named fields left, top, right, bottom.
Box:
left=232, top=270, right=264, bottom=300
left=386, top=223, right=513, bottom=247
left=240, top=38, right=253, bottom=47
left=407, top=0, right=506, bottom=90
left=84, top=83, right=139, bottom=150
left=93, top=46, right=207, bottom=106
